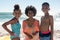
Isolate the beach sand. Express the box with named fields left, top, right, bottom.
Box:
left=0, top=35, right=10, bottom=40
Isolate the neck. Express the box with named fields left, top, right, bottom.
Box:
left=28, top=17, right=34, bottom=20
left=45, top=13, right=49, bottom=17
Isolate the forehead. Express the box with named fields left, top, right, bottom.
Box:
left=28, top=11, right=34, bottom=14
left=14, top=10, right=20, bottom=12
left=14, top=10, right=21, bottom=14
left=42, top=5, right=49, bottom=7
left=28, top=10, right=33, bottom=13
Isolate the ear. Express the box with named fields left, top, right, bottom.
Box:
left=41, top=8, right=43, bottom=11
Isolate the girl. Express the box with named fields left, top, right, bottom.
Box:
left=2, top=4, right=22, bottom=40
left=22, top=6, right=39, bottom=40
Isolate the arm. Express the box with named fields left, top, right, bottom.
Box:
left=24, top=32, right=33, bottom=39
left=50, top=16, right=54, bottom=40
left=2, top=18, right=18, bottom=35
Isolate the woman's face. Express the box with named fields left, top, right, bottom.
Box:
left=13, top=10, right=22, bottom=19
left=27, top=11, right=34, bottom=18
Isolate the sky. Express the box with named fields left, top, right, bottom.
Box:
left=0, top=0, right=60, bottom=16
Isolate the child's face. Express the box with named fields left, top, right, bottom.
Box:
left=42, top=5, right=50, bottom=14
left=13, top=10, right=21, bottom=19
left=27, top=11, right=34, bottom=18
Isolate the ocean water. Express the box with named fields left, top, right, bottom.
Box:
left=0, top=12, right=60, bottom=40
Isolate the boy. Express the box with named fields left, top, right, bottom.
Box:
left=39, top=2, right=53, bottom=40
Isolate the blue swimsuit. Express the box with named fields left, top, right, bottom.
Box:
left=10, top=21, right=21, bottom=40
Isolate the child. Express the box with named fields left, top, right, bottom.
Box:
left=22, top=6, right=39, bottom=40
left=2, top=4, right=22, bottom=40
left=39, top=2, right=53, bottom=40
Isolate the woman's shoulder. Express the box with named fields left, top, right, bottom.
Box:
left=23, top=18, right=29, bottom=22
left=34, top=19, right=39, bottom=22
left=23, top=19, right=26, bottom=23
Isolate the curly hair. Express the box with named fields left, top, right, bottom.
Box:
left=25, top=6, right=37, bottom=16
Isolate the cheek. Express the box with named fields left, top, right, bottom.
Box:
left=18, top=15, right=21, bottom=17
left=42, top=8, right=49, bottom=12
left=32, top=13, right=34, bottom=16
left=28, top=13, right=30, bottom=16
left=17, top=14, right=20, bottom=17
left=42, top=9, right=49, bottom=12
left=18, top=14, right=21, bottom=17
left=29, top=14, right=34, bottom=17
left=14, top=14, right=18, bottom=17
left=14, top=14, right=17, bottom=17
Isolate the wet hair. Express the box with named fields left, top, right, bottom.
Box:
left=14, top=4, right=20, bottom=11
left=42, top=2, right=50, bottom=7
left=25, top=6, right=37, bottom=16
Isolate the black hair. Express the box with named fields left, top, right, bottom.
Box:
left=25, top=6, right=37, bottom=16
left=14, top=4, right=20, bottom=11
left=42, top=2, right=50, bottom=7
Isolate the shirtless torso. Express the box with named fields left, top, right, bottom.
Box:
left=40, top=15, right=53, bottom=32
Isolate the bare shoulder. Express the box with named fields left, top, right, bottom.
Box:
left=49, top=15, right=53, bottom=19
left=49, top=15, right=53, bottom=17
left=41, top=16, right=44, bottom=18
left=23, top=19, right=27, bottom=23
left=34, top=19, right=39, bottom=22
left=41, top=16, right=44, bottom=19
left=2, top=17, right=18, bottom=25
